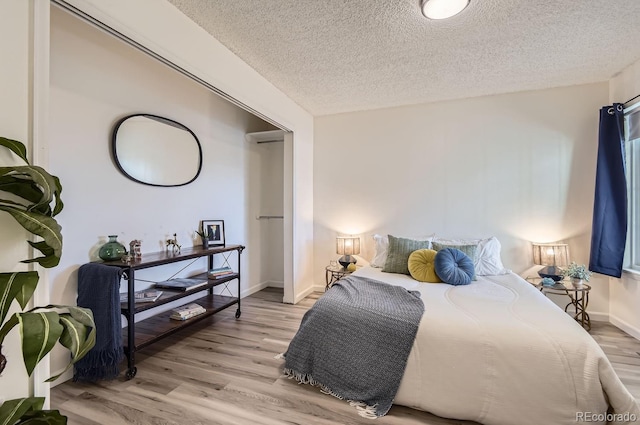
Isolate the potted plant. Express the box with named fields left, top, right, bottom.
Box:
left=196, top=227, right=209, bottom=248
left=562, top=262, right=593, bottom=288
left=0, top=137, right=96, bottom=424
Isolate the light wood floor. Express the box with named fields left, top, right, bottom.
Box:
left=51, top=288, right=640, bottom=425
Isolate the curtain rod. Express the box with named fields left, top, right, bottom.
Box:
left=624, top=93, right=640, bottom=106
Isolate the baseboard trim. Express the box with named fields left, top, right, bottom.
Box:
left=609, top=314, right=640, bottom=340
left=312, top=284, right=325, bottom=293
left=293, top=285, right=320, bottom=304
left=240, top=281, right=271, bottom=298
left=266, top=280, right=284, bottom=288
left=556, top=305, right=609, bottom=323
left=588, top=311, right=609, bottom=322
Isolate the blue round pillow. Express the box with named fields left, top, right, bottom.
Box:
left=434, top=248, right=475, bottom=286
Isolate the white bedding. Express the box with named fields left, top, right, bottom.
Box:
left=351, top=267, right=640, bottom=425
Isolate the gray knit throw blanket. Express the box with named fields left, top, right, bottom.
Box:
left=283, top=275, right=425, bottom=418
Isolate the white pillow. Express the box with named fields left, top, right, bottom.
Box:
left=433, top=236, right=509, bottom=276
left=370, top=234, right=389, bottom=268
left=475, top=237, right=510, bottom=275
left=370, top=233, right=434, bottom=268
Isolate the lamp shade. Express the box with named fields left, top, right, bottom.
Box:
left=532, top=243, right=569, bottom=267
left=336, top=236, right=361, bottom=256
left=532, top=242, right=569, bottom=281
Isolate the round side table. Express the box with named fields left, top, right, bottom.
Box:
left=526, top=277, right=591, bottom=331
left=325, top=265, right=353, bottom=290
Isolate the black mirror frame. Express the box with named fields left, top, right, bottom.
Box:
left=111, top=113, right=203, bottom=187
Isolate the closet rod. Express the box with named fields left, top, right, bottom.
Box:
left=257, top=140, right=284, bottom=144
left=256, top=215, right=284, bottom=219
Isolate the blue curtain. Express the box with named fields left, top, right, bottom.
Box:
left=589, top=103, right=626, bottom=278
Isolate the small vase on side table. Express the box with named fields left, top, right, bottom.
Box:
left=99, top=235, right=127, bottom=261
left=571, top=277, right=584, bottom=289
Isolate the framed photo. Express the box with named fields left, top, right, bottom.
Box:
left=201, top=220, right=225, bottom=246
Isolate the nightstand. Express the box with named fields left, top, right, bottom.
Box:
left=325, top=265, right=354, bottom=290
left=526, top=276, right=591, bottom=331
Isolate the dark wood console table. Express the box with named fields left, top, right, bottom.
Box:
left=101, top=244, right=245, bottom=379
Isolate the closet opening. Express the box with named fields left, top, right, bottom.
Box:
left=50, top=0, right=296, bottom=304
left=246, top=130, right=293, bottom=302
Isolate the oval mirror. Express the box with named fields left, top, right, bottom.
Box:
left=112, top=114, right=202, bottom=187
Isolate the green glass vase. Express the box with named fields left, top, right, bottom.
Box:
left=99, top=235, right=127, bottom=261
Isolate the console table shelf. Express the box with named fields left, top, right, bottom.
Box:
left=119, top=272, right=239, bottom=314
left=123, top=293, right=237, bottom=350
left=101, top=244, right=245, bottom=379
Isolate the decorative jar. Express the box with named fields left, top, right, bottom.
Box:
left=99, top=235, right=127, bottom=261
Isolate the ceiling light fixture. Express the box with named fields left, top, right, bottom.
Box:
left=421, top=0, right=470, bottom=20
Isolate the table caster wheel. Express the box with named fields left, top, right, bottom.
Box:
left=126, top=367, right=137, bottom=380
left=235, top=309, right=241, bottom=319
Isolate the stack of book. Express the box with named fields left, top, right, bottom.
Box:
left=170, top=303, right=206, bottom=321
left=208, top=266, right=235, bottom=279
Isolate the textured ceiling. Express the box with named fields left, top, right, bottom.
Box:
left=167, top=0, right=640, bottom=116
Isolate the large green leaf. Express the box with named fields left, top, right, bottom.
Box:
left=0, top=306, right=95, bottom=381
left=0, top=346, right=6, bottom=375
left=0, top=397, right=44, bottom=425
left=63, top=306, right=94, bottom=329
left=57, top=314, right=87, bottom=361
left=23, top=305, right=95, bottom=382
left=50, top=176, right=63, bottom=217
left=0, top=166, right=60, bottom=216
left=48, top=312, right=95, bottom=382
left=16, top=409, right=66, bottom=425
left=0, top=314, right=19, bottom=348
left=0, top=206, right=62, bottom=268
left=0, top=272, right=39, bottom=324
left=63, top=306, right=96, bottom=359
left=0, top=176, right=44, bottom=208
left=17, top=312, right=63, bottom=377
left=0, top=137, right=29, bottom=164
left=0, top=199, right=29, bottom=208
left=25, top=242, right=56, bottom=269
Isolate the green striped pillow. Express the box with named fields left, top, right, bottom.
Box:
left=431, top=242, right=478, bottom=280
left=383, top=235, right=432, bottom=275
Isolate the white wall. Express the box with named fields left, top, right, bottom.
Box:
left=0, top=0, right=33, bottom=402
left=609, top=58, right=640, bottom=339
left=0, top=0, right=313, bottom=401
left=314, top=83, right=610, bottom=316
left=61, top=0, right=315, bottom=304
left=48, top=7, right=276, bottom=379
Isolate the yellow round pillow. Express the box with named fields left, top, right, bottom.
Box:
left=408, top=249, right=442, bottom=283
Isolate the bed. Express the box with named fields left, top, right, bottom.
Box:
left=283, top=241, right=640, bottom=425
left=350, top=266, right=639, bottom=425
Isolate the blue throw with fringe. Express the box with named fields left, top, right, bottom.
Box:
left=74, top=263, right=124, bottom=381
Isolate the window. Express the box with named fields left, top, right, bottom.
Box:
left=624, top=103, right=640, bottom=271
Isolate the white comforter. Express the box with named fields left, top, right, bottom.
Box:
left=352, top=267, right=640, bottom=425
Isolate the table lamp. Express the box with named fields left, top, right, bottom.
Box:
left=532, top=242, right=569, bottom=281
left=336, top=236, right=361, bottom=269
